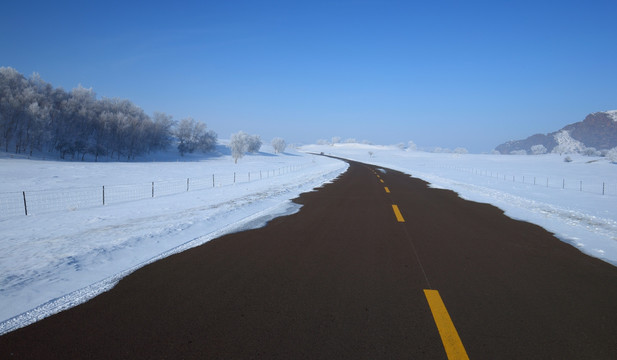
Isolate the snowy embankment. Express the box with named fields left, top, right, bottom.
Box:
left=0, top=146, right=348, bottom=334
left=302, top=144, right=617, bottom=267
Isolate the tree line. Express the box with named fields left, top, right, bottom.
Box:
left=0, top=67, right=216, bottom=160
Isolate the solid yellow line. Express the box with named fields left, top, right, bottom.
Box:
left=424, top=289, right=469, bottom=360
left=391, top=204, right=405, bottom=222
left=384, top=187, right=390, bottom=193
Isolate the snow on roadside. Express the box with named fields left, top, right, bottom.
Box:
left=0, top=148, right=348, bottom=334
left=301, top=144, right=617, bottom=267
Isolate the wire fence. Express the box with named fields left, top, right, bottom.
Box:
left=433, top=165, right=617, bottom=196
left=0, top=164, right=310, bottom=218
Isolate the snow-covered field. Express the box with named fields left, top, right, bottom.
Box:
left=302, top=143, right=617, bottom=268
left=1, top=142, right=616, bottom=335
left=0, top=145, right=348, bottom=334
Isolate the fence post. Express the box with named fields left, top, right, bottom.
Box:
left=248, top=172, right=250, bottom=182
left=187, top=178, right=190, bottom=192
left=603, top=182, right=605, bottom=195
left=234, top=172, right=236, bottom=183
left=213, top=174, right=215, bottom=187
left=22, top=191, right=28, bottom=216
left=103, top=186, right=105, bottom=205
left=152, top=182, right=155, bottom=197
left=260, top=170, right=262, bottom=180
left=580, top=180, right=582, bottom=192
left=562, top=179, right=565, bottom=189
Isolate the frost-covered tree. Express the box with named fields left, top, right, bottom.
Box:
left=271, top=137, right=286, bottom=154
left=345, top=138, right=357, bottom=144
left=0, top=67, right=27, bottom=152
left=175, top=117, right=217, bottom=156
left=552, top=130, right=585, bottom=155
left=316, top=139, right=328, bottom=145
left=151, top=112, right=175, bottom=151
left=0, top=67, right=201, bottom=160
left=331, top=136, right=341, bottom=144
left=581, top=147, right=599, bottom=156
left=531, top=144, right=547, bottom=155
left=246, top=134, right=262, bottom=153
left=407, top=140, right=417, bottom=151
left=607, top=147, right=617, bottom=164
left=453, top=147, right=468, bottom=154
left=230, top=131, right=248, bottom=163
left=230, top=131, right=261, bottom=162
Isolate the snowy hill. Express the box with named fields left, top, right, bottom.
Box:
left=495, top=111, right=617, bottom=154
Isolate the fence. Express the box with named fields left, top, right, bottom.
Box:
left=433, top=165, right=617, bottom=196
left=0, top=164, right=309, bottom=218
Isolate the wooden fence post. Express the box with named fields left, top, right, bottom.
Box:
left=22, top=191, right=28, bottom=216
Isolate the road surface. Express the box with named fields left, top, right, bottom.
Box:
left=1, top=159, right=616, bottom=359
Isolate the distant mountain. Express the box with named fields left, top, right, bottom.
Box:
left=495, top=111, right=617, bottom=154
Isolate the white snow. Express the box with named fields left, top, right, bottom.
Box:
left=606, top=110, right=617, bottom=122
left=0, top=145, right=348, bottom=334
left=302, top=143, right=617, bottom=268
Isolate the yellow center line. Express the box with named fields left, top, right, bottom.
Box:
left=380, top=179, right=384, bottom=183
left=391, top=204, right=405, bottom=222
left=424, top=289, right=469, bottom=360
left=384, top=186, right=390, bottom=193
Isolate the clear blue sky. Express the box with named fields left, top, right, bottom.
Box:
left=2, top=0, right=616, bottom=152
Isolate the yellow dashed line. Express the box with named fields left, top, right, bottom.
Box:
left=424, top=289, right=469, bottom=360
left=391, top=205, right=405, bottom=222
left=380, top=179, right=384, bottom=183
left=384, top=187, right=390, bottom=193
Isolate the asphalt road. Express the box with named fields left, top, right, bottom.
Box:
left=1, top=159, right=617, bottom=359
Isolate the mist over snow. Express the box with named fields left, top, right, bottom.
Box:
left=302, top=143, right=617, bottom=267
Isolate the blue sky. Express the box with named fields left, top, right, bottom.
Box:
left=2, top=0, right=616, bottom=152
